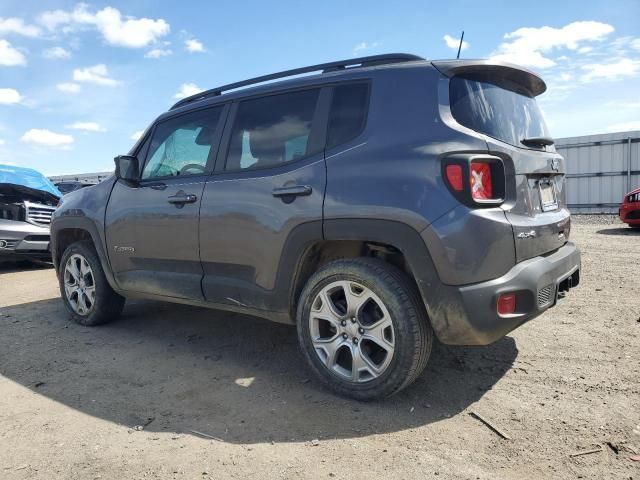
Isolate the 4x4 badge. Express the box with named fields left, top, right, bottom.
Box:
left=113, top=245, right=135, bottom=254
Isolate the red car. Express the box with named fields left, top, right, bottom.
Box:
left=619, top=187, right=640, bottom=227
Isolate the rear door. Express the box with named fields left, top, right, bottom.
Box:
left=448, top=73, right=570, bottom=262
left=199, top=87, right=329, bottom=313
left=105, top=105, right=226, bottom=299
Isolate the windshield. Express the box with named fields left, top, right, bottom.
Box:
left=449, top=75, right=550, bottom=148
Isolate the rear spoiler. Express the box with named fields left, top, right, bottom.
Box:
left=431, top=59, right=547, bottom=96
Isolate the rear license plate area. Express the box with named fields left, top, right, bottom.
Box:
left=538, top=178, right=557, bottom=212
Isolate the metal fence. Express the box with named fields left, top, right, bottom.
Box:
left=48, top=171, right=113, bottom=185
left=556, top=130, right=640, bottom=213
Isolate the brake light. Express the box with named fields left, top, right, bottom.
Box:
left=442, top=156, right=505, bottom=207
left=445, top=165, right=464, bottom=191
left=470, top=161, right=492, bottom=200
left=497, top=293, right=516, bottom=316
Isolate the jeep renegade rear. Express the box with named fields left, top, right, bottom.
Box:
left=51, top=54, right=580, bottom=400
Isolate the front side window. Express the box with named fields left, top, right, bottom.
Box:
left=142, top=107, right=222, bottom=180
left=225, top=89, right=320, bottom=171
left=449, top=75, right=550, bottom=148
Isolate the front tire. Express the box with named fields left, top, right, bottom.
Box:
left=297, top=258, right=433, bottom=400
left=59, top=241, right=124, bottom=326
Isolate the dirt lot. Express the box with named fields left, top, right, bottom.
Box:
left=1, top=219, right=638, bottom=479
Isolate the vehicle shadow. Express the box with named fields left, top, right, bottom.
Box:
left=0, top=297, right=518, bottom=444
left=596, top=226, right=639, bottom=236
left=0, top=259, right=53, bottom=273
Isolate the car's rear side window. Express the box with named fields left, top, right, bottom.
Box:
left=225, top=89, right=320, bottom=171
left=326, top=82, right=369, bottom=149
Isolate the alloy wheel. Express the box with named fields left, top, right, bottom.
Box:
left=309, top=280, right=395, bottom=383
left=63, top=254, right=96, bottom=316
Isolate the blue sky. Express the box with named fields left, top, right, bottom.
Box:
left=0, top=0, right=639, bottom=175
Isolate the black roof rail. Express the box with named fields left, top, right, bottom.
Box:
left=170, top=53, right=424, bottom=110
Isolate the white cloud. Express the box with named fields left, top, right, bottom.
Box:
left=581, top=58, right=640, bottom=82
left=490, top=21, right=615, bottom=68
left=43, top=46, right=71, bottom=60
left=353, top=41, right=379, bottom=54
left=38, top=4, right=170, bottom=48
left=0, top=39, right=26, bottom=66
left=605, top=120, right=640, bottom=132
left=577, top=46, right=593, bottom=54
left=559, top=73, right=572, bottom=81
left=21, top=129, right=74, bottom=147
left=0, top=139, right=6, bottom=146
left=173, top=83, right=204, bottom=99
left=443, top=34, right=469, bottom=51
left=73, top=64, right=120, bottom=86
left=131, top=130, right=144, bottom=141
left=185, top=38, right=204, bottom=52
left=0, top=88, right=22, bottom=105
left=145, top=48, right=172, bottom=58
left=0, top=17, right=41, bottom=37
left=57, top=82, right=81, bottom=93
left=65, top=122, right=106, bottom=132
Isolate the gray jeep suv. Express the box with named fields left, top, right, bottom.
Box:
left=51, top=54, right=581, bottom=400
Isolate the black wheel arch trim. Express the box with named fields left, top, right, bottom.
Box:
left=50, top=216, right=120, bottom=292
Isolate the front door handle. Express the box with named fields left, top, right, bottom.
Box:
left=272, top=185, right=312, bottom=198
left=168, top=193, right=197, bottom=205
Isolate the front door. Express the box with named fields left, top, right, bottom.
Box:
left=105, top=105, right=226, bottom=300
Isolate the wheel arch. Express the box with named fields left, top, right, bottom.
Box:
left=288, top=219, right=443, bottom=324
left=51, top=217, right=120, bottom=292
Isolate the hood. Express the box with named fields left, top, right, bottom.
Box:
left=0, top=164, right=61, bottom=204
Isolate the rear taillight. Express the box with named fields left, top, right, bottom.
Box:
left=445, top=165, right=464, bottom=191
left=443, top=155, right=505, bottom=207
left=470, top=161, right=493, bottom=200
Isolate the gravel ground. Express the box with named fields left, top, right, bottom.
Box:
left=0, top=218, right=639, bottom=479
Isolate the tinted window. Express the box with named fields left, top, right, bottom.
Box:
left=449, top=75, right=550, bottom=148
left=142, top=107, right=222, bottom=179
left=225, top=89, right=320, bottom=171
left=327, top=83, right=369, bottom=149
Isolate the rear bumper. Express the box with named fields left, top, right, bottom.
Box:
left=426, top=242, right=581, bottom=345
left=0, top=220, right=51, bottom=257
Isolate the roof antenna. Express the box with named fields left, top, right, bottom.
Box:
left=456, top=31, right=465, bottom=59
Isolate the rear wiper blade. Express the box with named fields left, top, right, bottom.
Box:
left=521, top=136, right=555, bottom=147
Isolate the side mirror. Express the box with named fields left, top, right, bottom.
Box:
left=114, top=155, right=140, bottom=184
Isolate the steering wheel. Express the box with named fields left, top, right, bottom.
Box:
left=179, top=163, right=206, bottom=176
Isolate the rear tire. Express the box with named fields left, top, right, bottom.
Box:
left=296, top=258, right=432, bottom=400
left=58, top=241, right=124, bottom=326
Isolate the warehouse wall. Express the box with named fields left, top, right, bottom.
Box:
left=556, top=130, right=640, bottom=213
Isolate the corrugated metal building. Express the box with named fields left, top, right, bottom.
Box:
left=556, top=130, right=639, bottom=213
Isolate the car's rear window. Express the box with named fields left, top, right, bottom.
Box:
left=449, top=75, right=550, bottom=148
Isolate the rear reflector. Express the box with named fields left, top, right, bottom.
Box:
left=445, top=164, right=464, bottom=191
left=497, top=293, right=516, bottom=315
left=470, top=161, right=493, bottom=200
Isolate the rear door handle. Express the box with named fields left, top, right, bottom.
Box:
left=272, top=185, right=312, bottom=198
left=167, top=193, right=197, bottom=204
